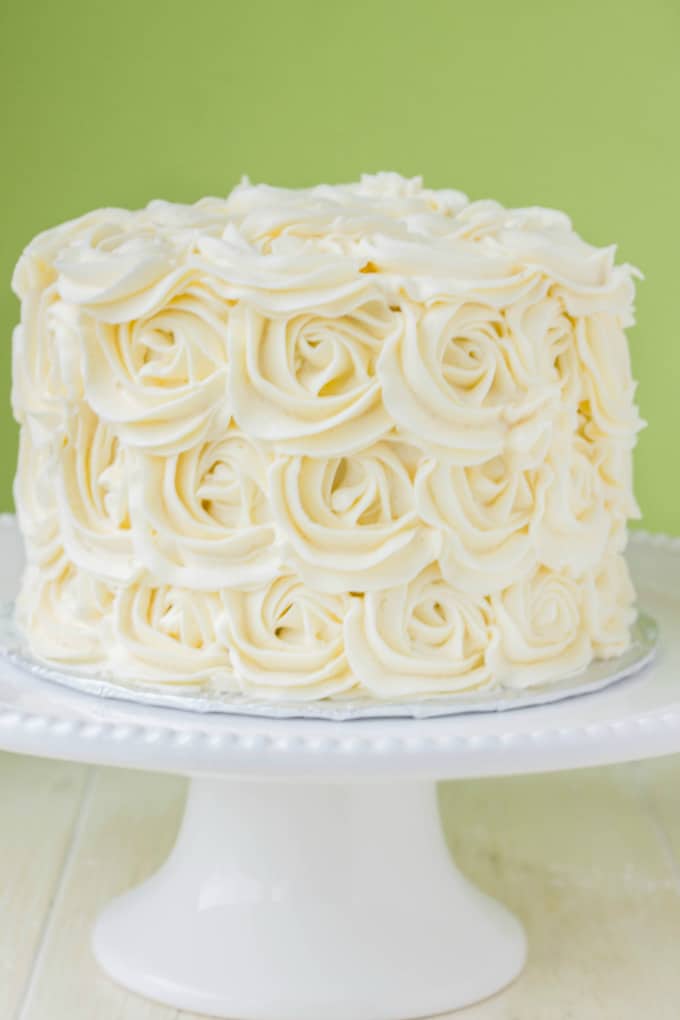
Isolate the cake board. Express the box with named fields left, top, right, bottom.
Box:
left=1, top=514, right=679, bottom=1020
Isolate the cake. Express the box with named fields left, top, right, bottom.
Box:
left=10, top=173, right=643, bottom=703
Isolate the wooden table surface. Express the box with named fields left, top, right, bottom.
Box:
left=1, top=750, right=679, bottom=1020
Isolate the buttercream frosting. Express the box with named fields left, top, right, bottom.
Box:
left=11, top=173, right=643, bottom=701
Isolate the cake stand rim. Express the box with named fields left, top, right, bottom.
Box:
left=0, top=516, right=679, bottom=781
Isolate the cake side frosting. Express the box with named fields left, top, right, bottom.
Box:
left=10, top=173, right=642, bottom=701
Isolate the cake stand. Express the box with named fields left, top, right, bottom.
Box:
left=1, top=515, right=680, bottom=1020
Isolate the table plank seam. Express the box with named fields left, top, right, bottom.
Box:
left=634, top=776, right=680, bottom=892
left=14, top=767, right=96, bottom=1020
left=624, top=760, right=680, bottom=899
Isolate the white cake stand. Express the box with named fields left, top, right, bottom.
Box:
left=1, top=514, right=679, bottom=1020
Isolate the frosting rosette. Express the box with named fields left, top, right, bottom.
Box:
left=269, top=441, right=440, bottom=592
left=229, top=292, right=396, bottom=454
left=10, top=173, right=643, bottom=704
left=11, top=292, right=83, bottom=433
left=15, top=564, right=113, bottom=667
left=377, top=298, right=559, bottom=463
left=584, top=555, right=636, bottom=658
left=415, top=452, right=546, bottom=594
left=81, top=279, right=230, bottom=454
left=585, top=428, right=640, bottom=548
left=533, top=435, right=611, bottom=574
left=13, top=419, right=63, bottom=578
left=439, top=202, right=638, bottom=318
left=128, top=428, right=281, bottom=589
left=220, top=576, right=354, bottom=699
left=48, top=203, right=234, bottom=322
left=576, top=313, right=642, bottom=438
left=490, top=567, right=592, bottom=688
left=344, top=564, right=494, bottom=697
left=10, top=213, right=105, bottom=431
left=55, top=406, right=137, bottom=583
left=109, top=583, right=234, bottom=687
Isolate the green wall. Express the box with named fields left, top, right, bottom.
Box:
left=1, top=0, right=679, bottom=531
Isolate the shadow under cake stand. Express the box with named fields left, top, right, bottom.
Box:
left=0, top=515, right=679, bottom=1020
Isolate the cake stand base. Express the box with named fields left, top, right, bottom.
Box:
left=93, top=777, right=525, bottom=1020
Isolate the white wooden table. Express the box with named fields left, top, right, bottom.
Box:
left=1, top=751, right=680, bottom=1019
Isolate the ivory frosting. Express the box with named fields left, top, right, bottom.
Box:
left=11, top=173, right=643, bottom=701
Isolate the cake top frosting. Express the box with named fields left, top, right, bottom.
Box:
left=13, top=172, right=638, bottom=323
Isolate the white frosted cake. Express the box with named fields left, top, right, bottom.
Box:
left=11, top=173, right=643, bottom=703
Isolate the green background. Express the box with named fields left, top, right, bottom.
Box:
left=1, top=0, right=678, bottom=531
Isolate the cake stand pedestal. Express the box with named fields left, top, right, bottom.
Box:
left=1, top=516, right=680, bottom=1019
left=93, top=778, right=524, bottom=1019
